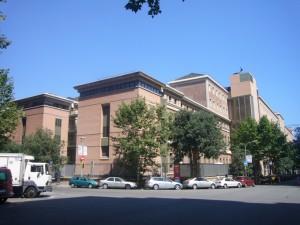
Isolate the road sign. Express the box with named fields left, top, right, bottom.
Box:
left=244, top=161, right=248, bottom=167
left=80, top=155, right=85, bottom=161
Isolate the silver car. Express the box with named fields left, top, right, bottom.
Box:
left=145, top=177, right=182, bottom=190
left=215, top=177, right=242, bottom=188
left=183, top=177, right=216, bottom=189
left=100, top=177, right=137, bottom=189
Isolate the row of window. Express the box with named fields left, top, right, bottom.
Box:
left=208, top=84, right=227, bottom=102
left=209, top=99, right=228, bottom=114
left=80, top=81, right=162, bottom=97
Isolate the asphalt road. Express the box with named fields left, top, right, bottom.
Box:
left=1, top=181, right=299, bottom=225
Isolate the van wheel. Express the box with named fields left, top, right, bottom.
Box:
left=25, top=187, right=37, bottom=198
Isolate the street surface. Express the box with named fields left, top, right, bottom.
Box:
left=1, top=180, right=299, bottom=225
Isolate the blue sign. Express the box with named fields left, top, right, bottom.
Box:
left=244, top=161, right=248, bottom=167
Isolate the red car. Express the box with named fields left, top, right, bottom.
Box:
left=0, top=167, right=14, bottom=203
left=236, top=176, right=255, bottom=187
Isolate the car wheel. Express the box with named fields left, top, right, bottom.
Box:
left=192, top=184, right=197, bottom=190
left=211, top=184, right=216, bottom=189
left=88, top=184, right=93, bottom=189
left=237, top=183, right=242, bottom=188
left=153, top=184, right=159, bottom=190
left=102, top=184, right=108, bottom=189
left=25, top=187, right=37, bottom=198
left=0, top=198, right=8, bottom=204
left=244, top=183, right=248, bottom=187
left=70, top=183, right=75, bottom=188
left=125, top=184, right=131, bottom=189
left=223, top=184, right=228, bottom=189
left=174, top=184, right=181, bottom=190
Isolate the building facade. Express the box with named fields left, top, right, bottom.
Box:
left=13, top=93, right=78, bottom=164
left=12, top=71, right=293, bottom=178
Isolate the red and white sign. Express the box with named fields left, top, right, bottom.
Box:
left=80, top=155, right=85, bottom=161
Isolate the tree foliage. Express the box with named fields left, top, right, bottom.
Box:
left=125, top=0, right=185, bottom=17
left=171, top=109, right=225, bottom=177
left=22, top=128, right=65, bottom=169
left=0, top=69, right=23, bottom=148
left=0, top=0, right=11, bottom=49
left=231, top=115, right=295, bottom=182
left=111, top=97, right=172, bottom=180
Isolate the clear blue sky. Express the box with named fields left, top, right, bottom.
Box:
left=1, top=0, right=299, bottom=127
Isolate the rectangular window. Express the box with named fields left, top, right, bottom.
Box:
left=102, top=105, right=110, bottom=137
left=101, top=146, right=109, bottom=158
left=22, top=117, right=27, bottom=143
left=55, top=118, right=62, bottom=140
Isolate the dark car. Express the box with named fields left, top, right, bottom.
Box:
left=0, top=167, right=14, bottom=203
left=236, top=176, right=255, bottom=187
left=69, top=176, right=99, bottom=188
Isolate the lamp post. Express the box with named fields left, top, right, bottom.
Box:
left=244, top=140, right=257, bottom=177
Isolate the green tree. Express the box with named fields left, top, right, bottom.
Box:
left=111, top=97, right=172, bottom=183
left=0, top=69, right=23, bottom=149
left=232, top=116, right=260, bottom=181
left=294, top=127, right=300, bottom=169
left=22, top=128, right=65, bottom=170
left=0, top=141, right=23, bottom=153
left=171, top=109, right=225, bottom=177
left=125, top=0, right=185, bottom=17
left=0, top=0, right=11, bottom=49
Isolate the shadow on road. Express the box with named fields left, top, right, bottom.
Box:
left=1, top=194, right=299, bottom=225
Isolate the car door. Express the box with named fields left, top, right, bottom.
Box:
left=79, top=176, right=87, bottom=187
left=106, top=177, right=115, bottom=188
left=114, top=177, right=124, bottom=188
left=164, top=178, right=173, bottom=189
left=225, top=178, right=234, bottom=187
left=200, top=178, right=211, bottom=188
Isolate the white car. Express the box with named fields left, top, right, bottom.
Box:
left=100, top=177, right=137, bottom=189
left=215, top=178, right=242, bottom=188
left=183, top=177, right=216, bottom=189
left=145, top=177, right=182, bottom=190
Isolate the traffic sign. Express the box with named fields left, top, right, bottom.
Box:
left=80, top=155, right=85, bottom=161
left=244, top=161, right=248, bottom=167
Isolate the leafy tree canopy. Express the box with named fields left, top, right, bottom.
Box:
left=22, top=128, right=65, bottom=169
left=0, top=69, right=23, bottom=148
left=125, top=0, right=185, bottom=17
left=0, top=0, right=11, bottom=49
left=112, top=97, right=172, bottom=179
left=171, top=109, right=225, bottom=176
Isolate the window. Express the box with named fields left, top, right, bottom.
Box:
left=101, top=146, right=109, bottom=158
left=31, top=165, right=44, bottom=174
left=102, top=105, right=110, bottom=137
left=55, top=118, right=62, bottom=140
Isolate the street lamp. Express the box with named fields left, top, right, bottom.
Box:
left=244, top=140, right=257, bottom=176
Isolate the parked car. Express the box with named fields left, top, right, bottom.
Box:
left=69, top=176, right=99, bottom=188
left=0, top=167, right=14, bottom=203
left=183, top=177, right=216, bottom=189
left=99, top=177, right=137, bottom=189
left=215, top=177, right=242, bottom=189
left=145, top=177, right=182, bottom=190
left=235, top=176, right=255, bottom=187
